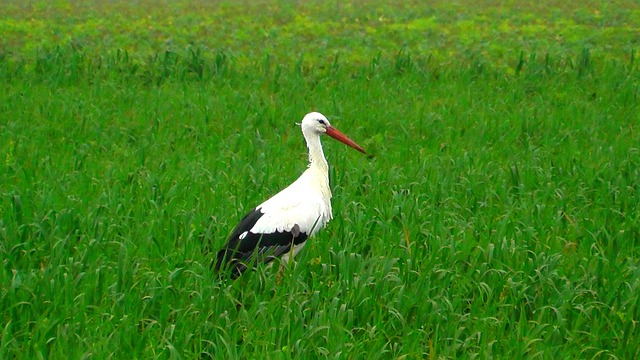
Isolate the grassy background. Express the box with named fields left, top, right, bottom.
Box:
left=2, top=0, right=640, bottom=358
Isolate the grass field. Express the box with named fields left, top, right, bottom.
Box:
left=2, top=0, right=640, bottom=358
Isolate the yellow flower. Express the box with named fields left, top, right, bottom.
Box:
left=5, top=138, right=15, bottom=167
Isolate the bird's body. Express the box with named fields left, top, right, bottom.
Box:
left=215, top=112, right=366, bottom=278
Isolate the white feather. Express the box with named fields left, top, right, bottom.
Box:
left=251, top=166, right=332, bottom=236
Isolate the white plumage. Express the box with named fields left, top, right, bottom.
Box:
left=215, top=112, right=366, bottom=278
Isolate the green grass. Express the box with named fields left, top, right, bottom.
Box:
left=2, top=1, right=640, bottom=359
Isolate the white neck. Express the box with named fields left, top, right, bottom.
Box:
left=301, top=128, right=333, bottom=220
left=304, top=132, right=328, bottom=172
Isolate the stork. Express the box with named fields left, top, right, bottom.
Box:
left=215, top=112, right=366, bottom=278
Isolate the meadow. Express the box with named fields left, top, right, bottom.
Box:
left=1, top=0, right=639, bottom=358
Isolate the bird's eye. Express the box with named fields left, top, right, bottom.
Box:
left=318, top=119, right=326, bottom=125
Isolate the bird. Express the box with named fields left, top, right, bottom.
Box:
left=214, top=112, right=366, bottom=278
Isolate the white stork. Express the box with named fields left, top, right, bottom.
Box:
left=215, top=112, right=366, bottom=278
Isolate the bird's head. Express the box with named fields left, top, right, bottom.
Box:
left=301, top=112, right=332, bottom=135
left=300, top=112, right=366, bottom=154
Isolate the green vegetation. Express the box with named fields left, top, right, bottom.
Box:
left=1, top=0, right=639, bottom=358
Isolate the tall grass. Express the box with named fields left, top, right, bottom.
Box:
left=2, top=22, right=639, bottom=360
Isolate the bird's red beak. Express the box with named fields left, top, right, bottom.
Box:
left=325, top=126, right=367, bottom=154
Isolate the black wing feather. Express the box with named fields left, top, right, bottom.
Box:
left=215, top=209, right=309, bottom=278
